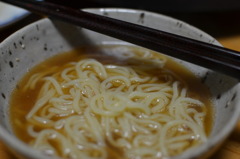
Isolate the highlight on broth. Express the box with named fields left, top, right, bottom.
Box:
left=10, top=46, right=213, bottom=159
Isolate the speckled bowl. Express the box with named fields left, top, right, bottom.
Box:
left=0, top=8, right=240, bottom=159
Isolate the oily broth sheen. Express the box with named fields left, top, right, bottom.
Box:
left=10, top=45, right=213, bottom=159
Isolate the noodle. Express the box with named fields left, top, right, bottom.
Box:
left=10, top=46, right=212, bottom=159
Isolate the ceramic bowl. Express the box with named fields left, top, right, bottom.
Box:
left=0, top=8, right=240, bottom=159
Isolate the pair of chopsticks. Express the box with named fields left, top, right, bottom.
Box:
left=2, top=0, right=240, bottom=79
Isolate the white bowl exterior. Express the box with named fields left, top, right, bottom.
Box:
left=0, top=8, right=240, bottom=159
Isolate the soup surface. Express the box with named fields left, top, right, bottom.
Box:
left=10, top=45, right=213, bottom=159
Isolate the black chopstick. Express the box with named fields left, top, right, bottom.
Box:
left=2, top=0, right=240, bottom=79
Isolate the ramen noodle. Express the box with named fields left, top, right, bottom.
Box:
left=10, top=46, right=213, bottom=159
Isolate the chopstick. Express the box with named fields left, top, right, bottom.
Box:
left=2, top=0, right=240, bottom=79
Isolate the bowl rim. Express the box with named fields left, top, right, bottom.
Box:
left=0, top=8, right=240, bottom=159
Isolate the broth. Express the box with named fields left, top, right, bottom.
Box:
left=10, top=45, right=213, bottom=159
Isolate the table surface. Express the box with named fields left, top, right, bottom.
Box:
left=1, top=10, right=240, bottom=159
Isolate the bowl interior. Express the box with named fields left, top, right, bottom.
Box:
left=0, top=8, right=240, bottom=159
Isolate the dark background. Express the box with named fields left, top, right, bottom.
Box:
left=1, top=0, right=240, bottom=42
